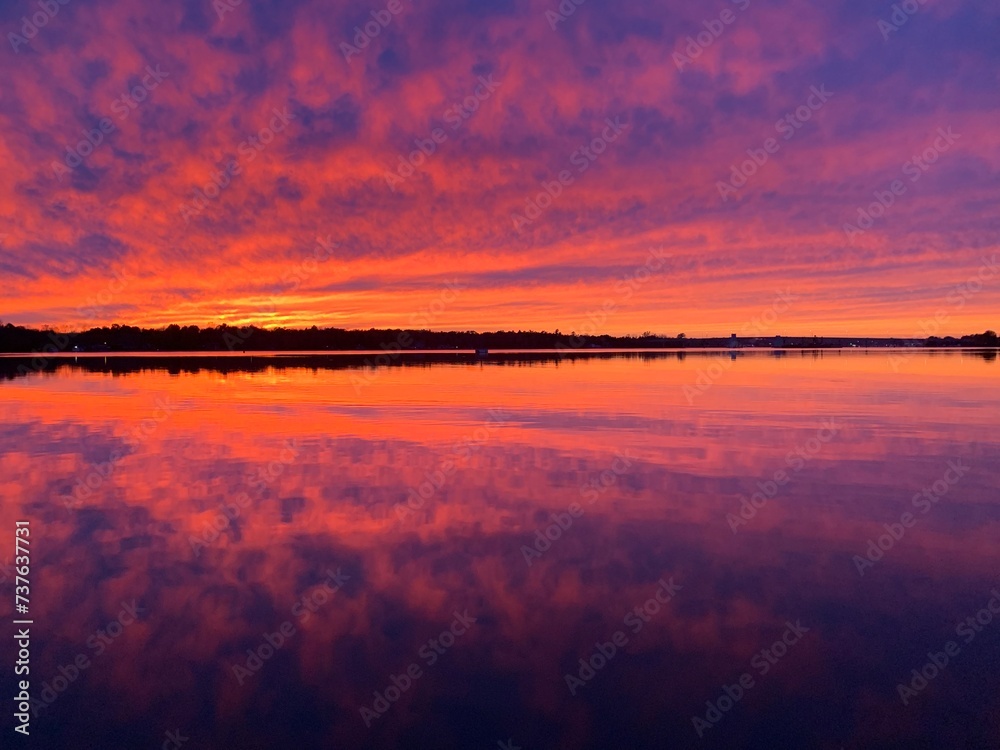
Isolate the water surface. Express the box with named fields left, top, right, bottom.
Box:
left=1, top=351, right=998, bottom=749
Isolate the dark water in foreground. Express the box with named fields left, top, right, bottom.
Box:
left=1, top=351, right=998, bottom=749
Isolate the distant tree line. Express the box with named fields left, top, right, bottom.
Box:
left=927, top=331, right=997, bottom=347
left=0, top=323, right=687, bottom=353
left=0, top=322, right=995, bottom=354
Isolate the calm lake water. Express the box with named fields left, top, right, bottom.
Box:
left=1, top=351, right=998, bottom=749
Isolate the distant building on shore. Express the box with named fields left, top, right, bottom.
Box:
left=728, top=333, right=738, bottom=349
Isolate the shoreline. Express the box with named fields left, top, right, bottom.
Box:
left=1, top=345, right=999, bottom=358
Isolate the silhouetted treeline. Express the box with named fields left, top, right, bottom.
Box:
left=0, top=322, right=996, bottom=354
left=0, top=323, right=685, bottom=353
left=927, top=332, right=999, bottom=347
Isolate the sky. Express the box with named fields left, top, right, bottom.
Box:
left=0, top=0, right=998, bottom=336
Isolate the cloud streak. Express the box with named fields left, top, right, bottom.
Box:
left=0, top=0, right=998, bottom=334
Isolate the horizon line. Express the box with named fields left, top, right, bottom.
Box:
left=2, top=322, right=997, bottom=341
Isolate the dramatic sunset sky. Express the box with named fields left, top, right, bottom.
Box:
left=1, top=0, right=997, bottom=335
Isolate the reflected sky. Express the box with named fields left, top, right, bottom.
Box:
left=1, top=352, right=998, bottom=749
